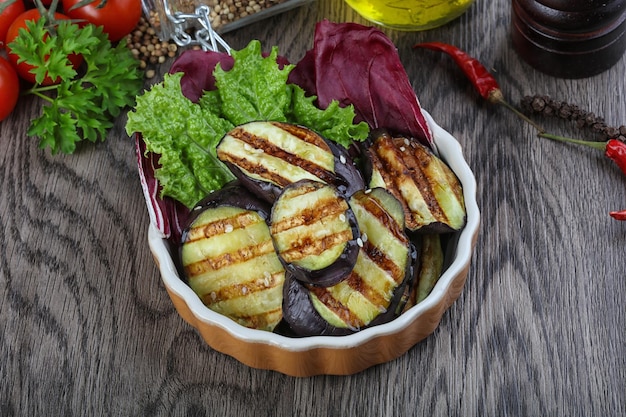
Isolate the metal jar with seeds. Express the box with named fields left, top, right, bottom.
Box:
left=141, top=0, right=314, bottom=42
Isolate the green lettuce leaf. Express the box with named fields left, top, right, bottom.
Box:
left=126, top=73, right=235, bottom=208
left=288, top=85, right=370, bottom=148
left=214, top=42, right=294, bottom=125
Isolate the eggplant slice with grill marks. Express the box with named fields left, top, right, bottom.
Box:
left=281, top=187, right=415, bottom=336
left=270, top=179, right=360, bottom=287
left=364, top=130, right=466, bottom=233
left=216, top=121, right=353, bottom=203
left=402, top=233, right=445, bottom=312
left=180, top=182, right=285, bottom=332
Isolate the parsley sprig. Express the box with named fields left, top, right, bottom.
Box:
left=8, top=14, right=143, bottom=154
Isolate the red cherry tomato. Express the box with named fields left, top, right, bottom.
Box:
left=5, top=9, right=83, bottom=85
left=0, top=0, right=25, bottom=46
left=62, top=0, right=141, bottom=42
left=0, top=55, right=20, bottom=121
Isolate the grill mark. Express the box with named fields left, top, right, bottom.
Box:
left=367, top=139, right=413, bottom=228
left=271, top=193, right=349, bottom=233
left=229, top=307, right=283, bottom=330
left=351, top=192, right=408, bottom=245
left=307, top=285, right=363, bottom=329
left=223, top=125, right=337, bottom=185
left=279, top=229, right=353, bottom=263
left=275, top=122, right=328, bottom=147
left=200, top=271, right=284, bottom=304
left=224, top=154, right=293, bottom=187
left=362, top=240, right=405, bottom=284
left=186, top=211, right=262, bottom=243
left=344, top=270, right=390, bottom=309
left=395, top=138, right=448, bottom=224
left=184, top=240, right=276, bottom=277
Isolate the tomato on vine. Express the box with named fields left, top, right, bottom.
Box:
left=0, top=55, right=19, bottom=120
left=0, top=0, right=25, bottom=46
left=5, top=8, right=83, bottom=85
left=62, top=0, right=142, bottom=42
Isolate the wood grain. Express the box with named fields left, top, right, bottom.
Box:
left=1, top=0, right=624, bottom=415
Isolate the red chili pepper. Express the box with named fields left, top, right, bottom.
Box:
left=414, top=42, right=545, bottom=132
left=605, top=140, right=626, bottom=222
left=605, top=138, right=626, bottom=176
left=609, top=210, right=626, bottom=221
left=413, top=42, right=503, bottom=103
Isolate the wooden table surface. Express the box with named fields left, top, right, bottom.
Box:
left=1, top=0, right=625, bottom=415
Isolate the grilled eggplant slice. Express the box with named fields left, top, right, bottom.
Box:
left=270, top=180, right=360, bottom=286
left=180, top=183, right=285, bottom=331
left=281, top=188, right=413, bottom=335
left=216, top=121, right=345, bottom=203
left=402, top=234, right=445, bottom=312
left=364, top=130, right=466, bottom=233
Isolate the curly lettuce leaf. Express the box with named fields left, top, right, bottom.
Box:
left=126, top=72, right=235, bottom=208
left=214, top=41, right=294, bottom=125
left=288, top=85, right=369, bottom=148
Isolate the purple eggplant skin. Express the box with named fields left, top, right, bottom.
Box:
left=281, top=272, right=354, bottom=337
left=183, top=180, right=272, bottom=225
left=270, top=180, right=361, bottom=287
left=357, top=128, right=384, bottom=184
left=283, top=239, right=360, bottom=287
left=221, top=161, right=284, bottom=204
left=325, top=139, right=365, bottom=198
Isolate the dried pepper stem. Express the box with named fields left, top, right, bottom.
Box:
left=538, top=132, right=607, bottom=151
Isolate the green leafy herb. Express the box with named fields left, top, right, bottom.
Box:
left=9, top=17, right=142, bottom=154
left=126, top=40, right=369, bottom=208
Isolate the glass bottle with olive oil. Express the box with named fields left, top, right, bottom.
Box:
left=344, top=0, right=475, bottom=31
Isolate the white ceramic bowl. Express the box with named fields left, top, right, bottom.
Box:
left=148, top=111, right=480, bottom=376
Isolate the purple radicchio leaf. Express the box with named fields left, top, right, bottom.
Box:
left=134, top=133, right=189, bottom=243
left=289, top=20, right=434, bottom=148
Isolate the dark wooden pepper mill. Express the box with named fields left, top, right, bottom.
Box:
left=511, top=0, right=626, bottom=78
